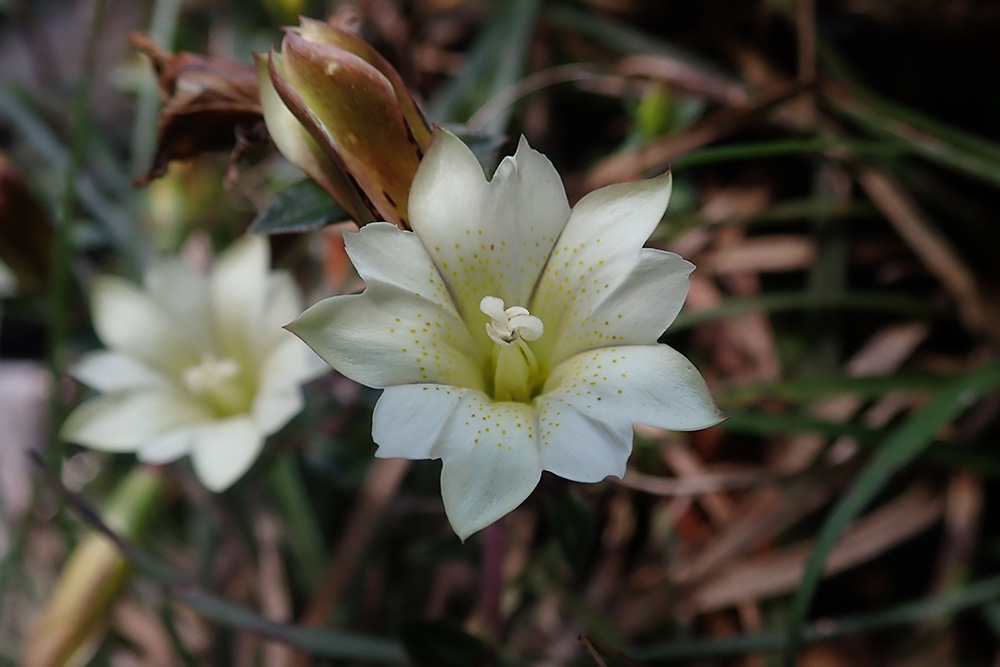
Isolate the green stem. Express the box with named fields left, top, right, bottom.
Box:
left=46, top=0, right=107, bottom=471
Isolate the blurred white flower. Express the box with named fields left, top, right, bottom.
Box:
left=290, top=130, right=724, bottom=539
left=61, top=236, right=325, bottom=491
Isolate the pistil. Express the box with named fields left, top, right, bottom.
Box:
left=480, top=297, right=543, bottom=402
left=182, top=355, right=252, bottom=416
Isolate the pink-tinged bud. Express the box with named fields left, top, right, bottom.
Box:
left=258, top=19, right=433, bottom=229
left=23, top=468, right=164, bottom=667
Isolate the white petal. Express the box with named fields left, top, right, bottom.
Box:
left=258, top=333, right=324, bottom=391
left=61, top=389, right=212, bottom=452
left=262, top=271, right=304, bottom=348
left=91, top=276, right=201, bottom=375
left=344, top=223, right=460, bottom=318
left=543, top=345, right=725, bottom=431
left=535, top=395, right=634, bottom=482
left=72, top=351, right=167, bottom=392
left=190, top=417, right=265, bottom=491
left=144, top=258, right=213, bottom=347
left=436, top=393, right=542, bottom=540
left=211, top=235, right=268, bottom=363
left=137, top=426, right=196, bottom=464
left=552, top=248, right=694, bottom=362
left=531, top=173, right=672, bottom=360
left=372, top=384, right=471, bottom=459
left=288, top=288, right=484, bottom=391
left=409, top=131, right=570, bottom=335
left=251, top=385, right=303, bottom=435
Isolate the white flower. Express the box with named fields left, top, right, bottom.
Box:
left=61, top=236, right=325, bottom=491
left=289, top=130, right=724, bottom=539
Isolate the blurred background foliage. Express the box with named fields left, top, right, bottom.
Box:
left=2, top=0, right=1000, bottom=665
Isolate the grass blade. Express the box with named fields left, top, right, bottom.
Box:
left=631, top=572, right=1000, bottom=661
left=781, top=360, right=1000, bottom=664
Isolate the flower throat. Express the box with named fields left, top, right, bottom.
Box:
left=479, top=296, right=544, bottom=403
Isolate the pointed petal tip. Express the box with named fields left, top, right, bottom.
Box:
left=450, top=515, right=488, bottom=542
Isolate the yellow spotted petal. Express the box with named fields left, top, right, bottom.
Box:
left=543, top=345, right=726, bottom=431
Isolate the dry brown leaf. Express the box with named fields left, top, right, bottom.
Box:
left=585, top=82, right=807, bottom=189
left=700, top=235, right=817, bottom=275
left=857, top=167, right=1000, bottom=340
left=668, top=470, right=842, bottom=586
left=682, top=484, right=942, bottom=614
left=110, top=600, right=174, bottom=667
left=130, top=32, right=264, bottom=185
left=617, top=465, right=780, bottom=496
left=255, top=511, right=295, bottom=667
left=298, top=458, right=409, bottom=629
left=616, top=55, right=748, bottom=106
left=930, top=472, right=983, bottom=594
left=772, top=322, right=928, bottom=473
left=660, top=441, right=737, bottom=525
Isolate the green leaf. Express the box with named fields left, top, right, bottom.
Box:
left=399, top=619, right=493, bottom=667
left=426, top=0, right=540, bottom=134
left=781, top=360, right=1000, bottom=665
left=630, top=572, right=1000, bottom=661
left=715, top=372, right=951, bottom=408
left=249, top=179, right=348, bottom=235
left=668, top=290, right=944, bottom=332
left=31, top=454, right=407, bottom=663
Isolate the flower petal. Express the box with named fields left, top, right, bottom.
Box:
left=531, top=173, right=672, bottom=361
left=543, top=345, right=725, bottom=431
left=144, top=257, right=213, bottom=348
left=259, top=333, right=326, bottom=390
left=211, top=235, right=268, bottom=363
left=61, top=390, right=212, bottom=452
left=251, top=385, right=303, bottom=435
left=190, top=417, right=265, bottom=491
left=288, top=287, right=484, bottom=391
left=262, top=271, right=304, bottom=348
left=372, top=384, right=471, bottom=459
left=91, top=276, right=201, bottom=376
left=72, top=351, right=167, bottom=392
left=137, top=426, right=196, bottom=464
left=551, top=248, right=694, bottom=363
left=535, top=395, right=634, bottom=482
left=258, top=52, right=375, bottom=224
left=408, top=131, right=570, bottom=340
left=343, top=222, right=459, bottom=318
left=437, top=394, right=542, bottom=540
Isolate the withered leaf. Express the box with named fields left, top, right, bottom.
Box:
left=131, top=32, right=265, bottom=185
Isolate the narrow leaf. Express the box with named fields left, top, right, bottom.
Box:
left=250, top=179, right=348, bottom=235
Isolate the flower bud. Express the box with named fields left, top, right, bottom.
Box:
left=258, top=18, right=433, bottom=229
left=23, top=467, right=164, bottom=667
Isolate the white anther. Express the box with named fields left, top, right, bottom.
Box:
left=183, top=356, right=240, bottom=394
left=480, top=296, right=543, bottom=345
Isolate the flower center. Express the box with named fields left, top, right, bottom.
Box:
left=480, top=297, right=543, bottom=402
left=182, top=355, right=252, bottom=416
